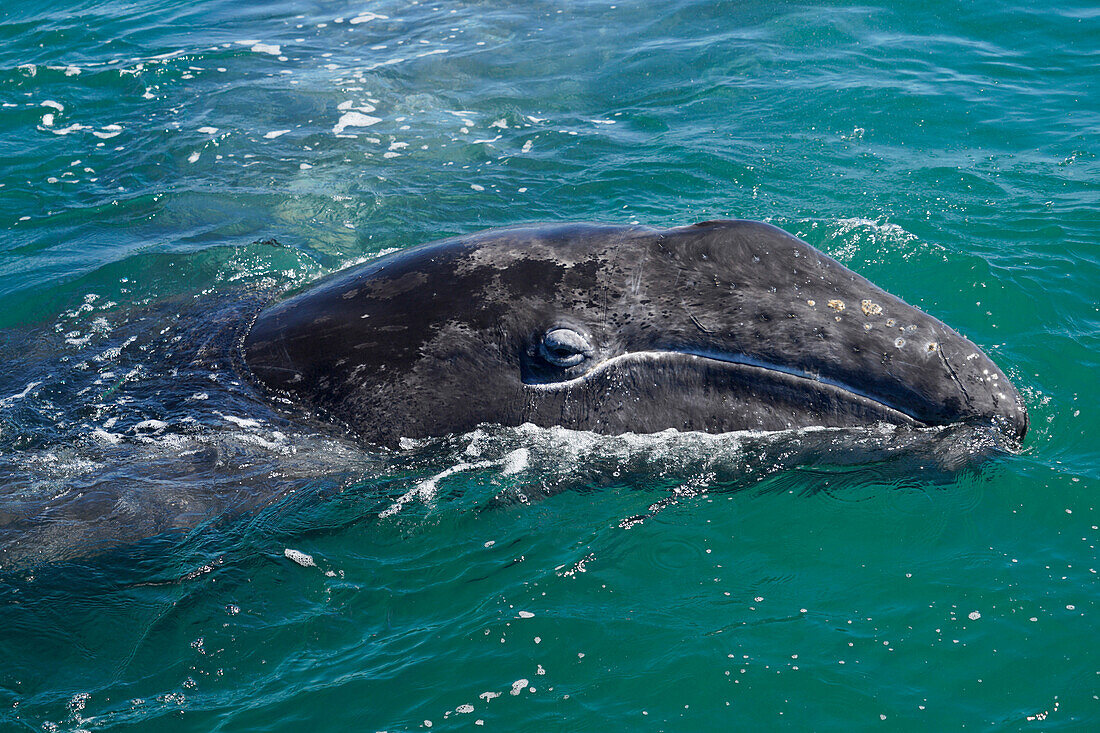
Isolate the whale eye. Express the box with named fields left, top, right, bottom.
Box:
left=539, top=327, right=592, bottom=368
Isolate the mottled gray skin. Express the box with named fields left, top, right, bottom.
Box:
left=243, top=221, right=1028, bottom=448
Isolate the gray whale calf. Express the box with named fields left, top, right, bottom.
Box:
left=243, top=220, right=1028, bottom=447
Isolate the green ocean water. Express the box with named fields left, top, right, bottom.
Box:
left=0, top=0, right=1097, bottom=729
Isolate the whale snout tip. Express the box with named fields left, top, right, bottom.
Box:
left=933, top=341, right=1028, bottom=443
left=976, top=385, right=1028, bottom=444
left=990, top=370, right=1029, bottom=442
left=998, top=397, right=1029, bottom=443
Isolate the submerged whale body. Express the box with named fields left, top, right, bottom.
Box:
left=243, top=220, right=1028, bottom=447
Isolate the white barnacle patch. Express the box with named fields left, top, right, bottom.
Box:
left=926, top=342, right=938, bottom=352
left=885, top=318, right=896, bottom=327
left=860, top=299, right=882, bottom=316
left=894, top=337, right=906, bottom=348
left=806, top=299, right=816, bottom=307
left=827, top=299, right=845, bottom=311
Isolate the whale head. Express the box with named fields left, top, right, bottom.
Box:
left=243, top=221, right=1028, bottom=447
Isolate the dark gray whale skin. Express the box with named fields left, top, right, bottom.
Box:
left=242, top=220, right=1028, bottom=448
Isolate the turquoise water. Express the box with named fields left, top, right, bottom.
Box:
left=1, top=0, right=1097, bottom=729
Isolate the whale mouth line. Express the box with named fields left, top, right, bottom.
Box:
left=523, top=349, right=925, bottom=425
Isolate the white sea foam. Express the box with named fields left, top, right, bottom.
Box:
left=338, top=100, right=376, bottom=113
left=350, top=12, right=388, bottom=24
left=379, top=459, right=501, bottom=518
left=93, top=125, right=122, bottom=139
left=51, top=123, right=90, bottom=134
left=824, top=217, right=923, bottom=263
left=500, top=448, right=529, bottom=475
left=0, top=381, right=42, bottom=406
left=284, top=548, right=315, bottom=567
left=221, top=414, right=261, bottom=429
left=92, top=428, right=123, bottom=444
left=833, top=217, right=915, bottom=243
left=333, top=111, right=381, bottom=134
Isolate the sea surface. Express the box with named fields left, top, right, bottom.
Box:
left=1, top=0, right=1097, bottom=729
